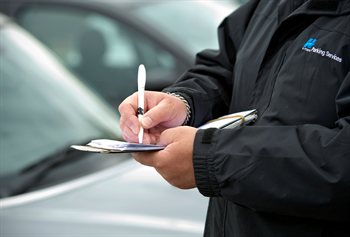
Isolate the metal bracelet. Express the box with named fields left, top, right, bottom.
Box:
left=166, top=92, right=191, bottom=125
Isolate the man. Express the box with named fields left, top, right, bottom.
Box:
left=119, top=0, right=350, bottom=236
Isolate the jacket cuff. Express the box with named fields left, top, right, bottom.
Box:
left=193, top=128, right=221, bottom=197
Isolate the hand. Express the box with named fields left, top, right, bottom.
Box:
left=119, top=91, right=188, bottom=144
left=133, top=126, right=198, bottom=189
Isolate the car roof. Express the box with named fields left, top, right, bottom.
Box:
left=0, top=0, right=194, bottom=60
left=0, top=0, right=166, bottom=12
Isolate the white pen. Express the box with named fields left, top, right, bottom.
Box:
left=137, top=64, right=146, bottom=144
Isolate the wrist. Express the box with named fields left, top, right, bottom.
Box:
left=166, top=92, right=191, bottom=125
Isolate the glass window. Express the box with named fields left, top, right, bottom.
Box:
left=18, top=6, right=178, bottom=107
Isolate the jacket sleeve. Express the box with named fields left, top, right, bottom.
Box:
left=163, top=0, right=259, bottom=127
left=193, top=71, right=350, bottom=222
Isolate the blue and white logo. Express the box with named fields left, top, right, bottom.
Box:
left=302, top=37, right=342, bottom=63
left=303, top=38, right=317, bottom=49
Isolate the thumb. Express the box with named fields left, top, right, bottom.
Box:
left=141, top=100, right=174, bottom=129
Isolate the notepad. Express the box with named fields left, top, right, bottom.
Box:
left=71, top=109, right=257, bottom=153
left=71, top=140, right=165, bottom=153
left=199, top=109, right=257, bottom=129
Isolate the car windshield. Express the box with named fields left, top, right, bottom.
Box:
left=133, top=0, right=237, bottom=54
left=0, top=21, right=120, bottom=176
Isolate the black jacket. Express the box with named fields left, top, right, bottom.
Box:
left=164, top=0, right=350, bottom=236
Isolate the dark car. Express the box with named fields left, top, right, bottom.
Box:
left=0, top=14, right=208, bottom=236
left=0, top=0, right=238, bottom=107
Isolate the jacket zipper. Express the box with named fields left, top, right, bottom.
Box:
left=260, top=49, right=288, bottom=116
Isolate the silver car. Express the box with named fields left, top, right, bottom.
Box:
left=0, top=14, right=208, bottom=236
left=0, top=0, right=239, bottom=107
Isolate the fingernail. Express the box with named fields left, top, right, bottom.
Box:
left=141, top=116, right=152, bottom=128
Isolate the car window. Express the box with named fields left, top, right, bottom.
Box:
left=0, top=23, right=120, bottom=176
left=17, top=5, right=178, bottom=106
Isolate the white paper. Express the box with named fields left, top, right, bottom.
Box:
left=71, top=139, right=165, bottom=153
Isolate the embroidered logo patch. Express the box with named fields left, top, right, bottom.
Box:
left=302, top=37, right=342, bottom=63
left=303, top=38, right=317, bottom=49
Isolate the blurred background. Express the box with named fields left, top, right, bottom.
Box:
left=0, top=0, right=247, bottom=236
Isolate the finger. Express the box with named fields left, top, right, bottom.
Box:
left=118, top=92, right=138, bottom=116
left=120, top=113, right=140, bottom=135
left=157, top=127, right=176, bottom=145
left=122, top=126, right=139, bottom=143
left=119, top=94, right=141, bottom=135
left=141, top=100, right=176, bottom=129
left=124, top=127, right=160, bottom=145
left=132, top=152, right=157, bottom=167
left=157, top=126, right=196, bottom=146
left=143, top=131, right=161, bottom=145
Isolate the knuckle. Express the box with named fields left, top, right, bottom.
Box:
left=118, top=102, right=130, bottom=114
left=118, top=103, right=125, bottom=112
left=153, top=159, right=165, bottom=170
left=167, top=177, right=181, bottom=189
